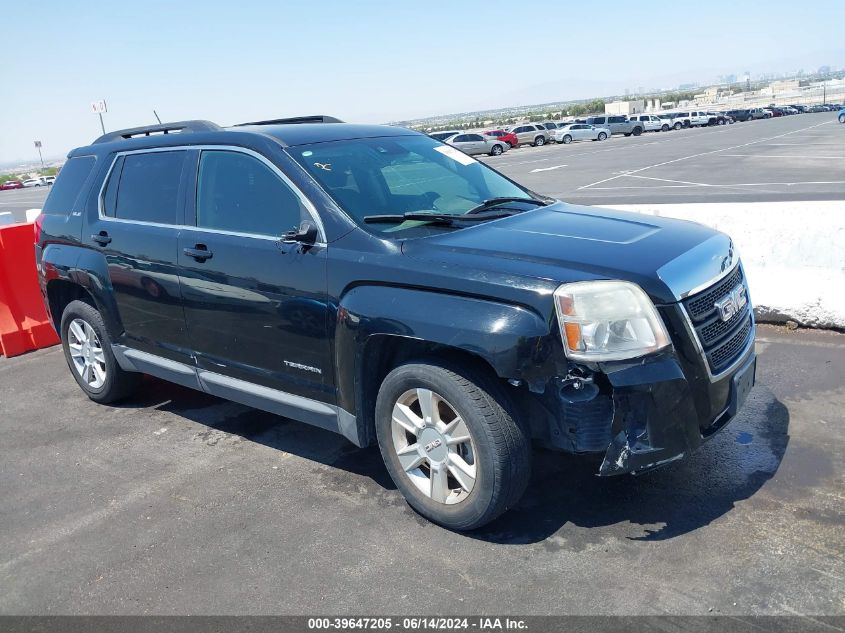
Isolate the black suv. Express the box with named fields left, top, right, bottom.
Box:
left=36, top=116, right=756, bottom=530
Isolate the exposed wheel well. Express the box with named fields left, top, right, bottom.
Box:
left=46, top=280, right=95, bottom=333
left=356, top=335, right=504, bottom=446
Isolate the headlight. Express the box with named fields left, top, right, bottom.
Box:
left=553, top=280, right=670, bottom=362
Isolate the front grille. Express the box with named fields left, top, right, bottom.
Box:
left=682, top=266, right=753, bottom=375
left=707, top=316, right=752, bottom=372
left=685, top=266, right=743, bottom=322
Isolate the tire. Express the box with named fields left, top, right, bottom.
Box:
left=839, top=114, right=845, bottom=124
left=375, top=360, right=531, bottom=531
left=632, top=126, right=643, bottom=136
left=534, top=136, right=545, bottom=146
left=661, top=124, right=670, bottom=132
left=673, top=122, right=682, bottom=130
left=490, top=144, right=503, bottom=156
left=562, top=134, right=572, bottom=144
left=624, top=132, right=631, bottom=137
left=597, top=132, right=607, bottom=141
left=60, top=299, right=140, bottom=404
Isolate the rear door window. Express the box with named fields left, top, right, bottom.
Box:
left=111, top=151, right=187, bottom=224
left=42, top=156, right=96, bottom=214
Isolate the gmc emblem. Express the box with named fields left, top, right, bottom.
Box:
left=714, top=285, right=748, bottom=322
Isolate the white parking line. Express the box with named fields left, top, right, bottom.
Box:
left=721, top=153, right=845, bottom=159
left=576, top=119, right=836, bottom=190
left=585, top=180, right=845, bottom=190
left=530, top=164, right=567, bottom=173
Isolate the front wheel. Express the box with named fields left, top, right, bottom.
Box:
left=534, top=136, right=545, bottom=146
left=661, top=124, right=670, bottom=132
left=490, top=144, right=503, bottom=156
left=632, top=127, right=642, bottom=136
left=60, top=300, right=140, bottom=404
left=375, top=361, right=531, bottom=531
left=562, top=134, right=572, bottom=144
left=839, top=114, right=845, bottom=123
left=673, top=122, right=682, bottom=130
left=597, top=132, right=607, bottom=141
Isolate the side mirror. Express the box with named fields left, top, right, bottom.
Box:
left=283, top=220, right=318, bottom=245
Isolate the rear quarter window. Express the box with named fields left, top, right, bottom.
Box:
left=42, top=156, right=97, bottom=215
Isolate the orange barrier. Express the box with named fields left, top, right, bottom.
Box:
left=0, top=222, right=60, bottom=357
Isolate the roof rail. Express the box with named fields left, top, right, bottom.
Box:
left=233, top=115, right=344, bottom=127
left=93, top=120, right=221, bottom=144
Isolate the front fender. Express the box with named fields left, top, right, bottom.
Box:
left=334, top=284, right=555, bottom=419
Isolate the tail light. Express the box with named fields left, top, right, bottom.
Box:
left=33, top=212, right=45, bottom=243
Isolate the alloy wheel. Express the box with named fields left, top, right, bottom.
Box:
left=67, top=318, right=107, bottom=389
left=390, top=388, right=478, bottom=505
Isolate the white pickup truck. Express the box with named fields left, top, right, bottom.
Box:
left=629, top=114, right=672, bottom=132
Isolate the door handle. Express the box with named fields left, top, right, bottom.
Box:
left=183, top=245, right=213, bottom=262
left=91, top=231, right=111, bottom=246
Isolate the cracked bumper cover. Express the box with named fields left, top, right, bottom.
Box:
left=595, top=342, right=757, bottom=476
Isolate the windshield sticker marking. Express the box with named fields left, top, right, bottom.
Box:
left=314, top=162, right=332, bottom=171
left=433, top=145, right=476, bottom=166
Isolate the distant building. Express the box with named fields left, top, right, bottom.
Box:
left=604, top=99, right=645, bottom=115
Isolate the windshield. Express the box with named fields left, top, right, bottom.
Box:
left=289, top=135, right=530, bottom=237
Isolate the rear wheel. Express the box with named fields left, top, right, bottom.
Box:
left=60, top=300, right=140, bottom=404
left=490, top=144, right=503, bottom=156
left=661, top=124, right=670, bottom=132
left=562, top=134, right=572, bottom=144
left=839, top=114, right=845, bottom=123
left=375, top=360, right=531, bottom=531
left=673, top=122, right=682, bottom=130
left=534, top=136, right=545, bottom=146
left=597, top=132, right=607, bottom=141
left=632, top=126, right=643, bottom=136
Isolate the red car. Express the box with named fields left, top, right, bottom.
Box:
left=483, top=129, right=519, bottom=148
left=0, top=180, right=24, bottom=190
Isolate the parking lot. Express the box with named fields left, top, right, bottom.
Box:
left=2, top=113, right=843, bottom=225
left=1, top=109, right=844, bottom=618
left=1, top=323, right=843, bottom=615
left=481, top=111, right=845, bottom=206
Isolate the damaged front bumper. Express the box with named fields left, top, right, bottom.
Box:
left=596, top=324, right=757, bottom=476
left=534, top=315, right=756, bottom=477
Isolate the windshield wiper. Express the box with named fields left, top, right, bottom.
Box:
left=363, top=210, right=518, bottom=225
left=465, top=197, right=548, bottom=215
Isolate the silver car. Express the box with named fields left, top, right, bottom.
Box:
left=553, top=123, right=610, bottom=144
left=505, top=124, right=549, bottom=147
left=445, top=132, right=509, bottom=156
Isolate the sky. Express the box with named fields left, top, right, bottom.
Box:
left=2, top=0, right=844, bottom=164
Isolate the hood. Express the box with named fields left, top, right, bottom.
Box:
left=401, top=202, right=735, bottom=304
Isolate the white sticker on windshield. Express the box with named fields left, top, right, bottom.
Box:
left=434, top=145, right=477, bottom=166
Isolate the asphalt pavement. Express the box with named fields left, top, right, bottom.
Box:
left=1, top=325, right=843, bottom=615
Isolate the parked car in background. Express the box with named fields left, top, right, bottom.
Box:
left=444, top=132, right=509, bottom=156
left=553, top=123, right=610, bottom=143
left=749, top=108, right=771, bottom=120
left=506, top=123, right=549, bottom=146
left=706, top=112, right=733, bottom=125
left=584, top=115, right=643, bottom=136
left=768, top=107, right=784, bottom=117
left=44, top=176, right=56, bottom=185
left=23, top=177, right=47, bottom=187
left=429, top=130, right=462, bottom=142
left=727, top=109, right=752, bottom=122
left=0, top=180, right=24, bottom=190
left=484, top=129, right=519, bottom=148
left=629, top=114, right=671, bottom=132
